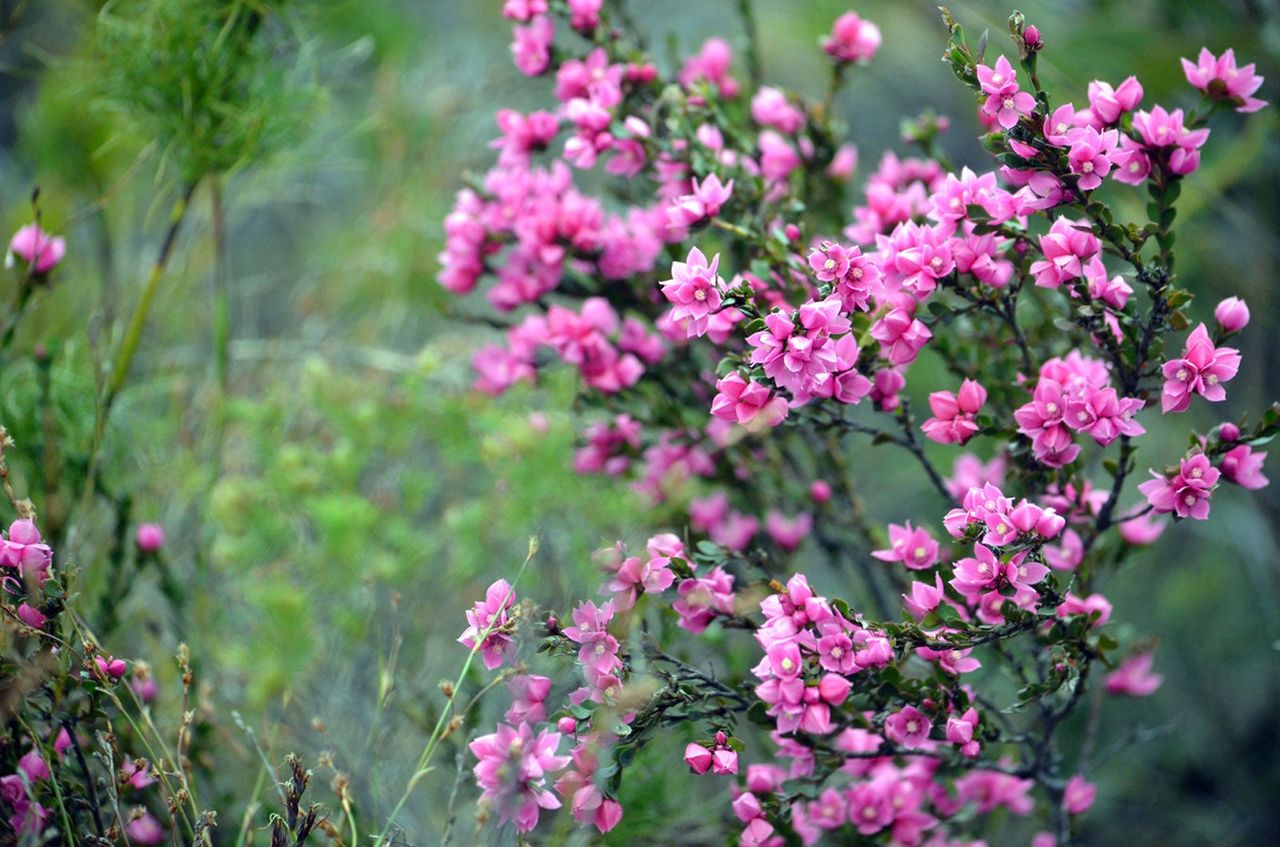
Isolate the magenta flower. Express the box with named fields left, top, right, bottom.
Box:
left=1105, top=652, right=1164, bottom=696
left=751, top=87, right=805, bottom=134
left=902, top=574, right=946, bottom=621
left=921, top=378, right=987, bottom=445
left=457, top=579, right=518, bottom=671
left=1029, top=217, right=1099, bottom=288
left=1064, top=774, right=1096, bottom=815
left=872, top=521, right=939, bottom=570
left=470, top=722, right=571, bottom=832
left=1067, top=127, right=1118, bottom=191
left=884, top=705, right=932, bottom=748
left=673, top=566, right=736, bottom=633
left=1220, top=444, right=1269, bottom=489
left=135, top=522, right=165, bottom=553
left=15, top=603, right=45, bottom=629
left=1160, top=323, right=1241, bottom=413
left=947, top=707, right=981, bottom=757
left=502, top=0, right=548, bottom=21
left=678, top=38, right=739, bottom=98
left=764, top=510, right=813, bottom=551
left=1139, top=453, right=1220, bottom=520
left=1131, top=106, right=1210, bottom=175
left=710, top=372, right=788, bottom=429
left=506, top=674, right=553, bottom=725
left=1214, top=296, right=1250, bottom=333
left=1087, top=76, right=1144, bottom=125
left=510, top=15, right=554, bottom=77
left=684, top=742, right=713, bottom=774
left=125, top=814, right=166, bottom=846
left=660, top=247, right=723, bottom=337
left=8, top=224, right=65, bottom=275
left=1181, top=47, right=1267, bottom=113
left=977, top=56, right=1036, bottom=129
left=869, top=306, right=932, bottom=365
left=1056, top=592, right=1113, bottom=627
left=823, top=12, right=881, bottom=63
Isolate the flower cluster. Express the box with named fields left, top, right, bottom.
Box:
left=443, top=4, right=1275, bottom=843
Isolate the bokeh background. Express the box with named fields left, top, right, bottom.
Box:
left=0, top=0, right=1277, bottom=843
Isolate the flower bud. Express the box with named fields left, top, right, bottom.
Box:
left=1022, top=25, right=1043, bottom=51
left=1218, top=422, right=1240, bottom=442
left=711, top=747, right=739, bottom=775
left=1214, top=297, right=1249, bottom=333
left=809, top=479, right=832, bottom=503
left=136, top=522, right=165, bottom=553
left=731, top=791, right=762, bottom=822
left=683, top=742, right=713, bottom=774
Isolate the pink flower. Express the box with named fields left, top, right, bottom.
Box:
left=902, top=574, right=946, bottom=620
left=511, top=15, right=554, bottom=77
left=16, top=603, right=45, bottom=628
left=1029, top=217, right=1099, bottom=288
left=660, top=247, right=723, bottom=337
left=921, top=379, right=987, bottom=445
left=1105, top=652, right=1163, bottom=696
left=1087, top=77, right=1144, bottom=125
left=678, top=38, right=739, bottom=98
left=1160, top=324, right=1241, bottom=413
left=1066, top=127, right=1118, bottom=191
left=136, top=523, right=165, bottom=553
left=1056, top=592, right=1112, bottom=627
left=977, top=57, right=1037, bottom=129
left=1118, top=512, right=1167, bottom=545
left=946, top=453, right=1006, bottom=499
left=751, top=87, right=805, bottom=134
left=502, top=0, right=548, bottom=21
left=566, top=0, right=602, bottom=33
left=1220, top=444, right=1268, bottom=489
left=457, top=579, right=518, bottom=671
left=946, top=707, right=981, bottom=757
left=824, top=12, right=881, bottom=63
left=121, top=757, right=156, bottom=790
left=673, top=566, right=736, bottom=633
left=667, top=175, right=734, bottom=229
left=869, top=306, right=932, bottom=365
left=710, top=372, right=789, bottom=429
left=94, top=656, right=129, bottom=680
left=884, top=705, right=932, bottom=748
left=1214, top=296, right=1250, bottom=333
left=684, top=742, right=713, bottom=774
left=765, top=511, right=813, bottom=551
left=17, top=750, right=48, bottom=782
left=126, top=813, right=166, bottom=845
left=1064, top=775, right=1096, bottom=815
left=872, top=522, right=939, bottom=570
left=506, top=674, right=553, bottom=725
left=1181, top=48, right=1267, bottom=113
left=8, top=224, right=65, bottom=274
left=0, top=519, right=53, bottom=582
left=1131, top=106, right=1210, bottom=175
left=470, top=722, right=570, bottom=833
left=1139, top=453, right=1220, bottom=520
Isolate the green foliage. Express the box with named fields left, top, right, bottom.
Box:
left=93, top=0, right=320, bottom=182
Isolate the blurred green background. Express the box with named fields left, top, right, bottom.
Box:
left=0, top=0, right=1276, bottom=843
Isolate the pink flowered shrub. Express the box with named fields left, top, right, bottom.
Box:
left=441, top=5, right=1277, bottom=844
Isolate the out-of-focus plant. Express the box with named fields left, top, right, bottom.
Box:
left=428, top=2, right=1277, bottom=845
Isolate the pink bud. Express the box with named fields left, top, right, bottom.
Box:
left=745, top=764, right=784, bottom=794
left=1218, top=422, right=1240, bottom=442
left=557, top=716, right=577, bottom=735
left=16, top=603, right=46, bottom=628
left=132, top=675, right=158, bottom=703
left=714, top=730, right=728, bottom=747
left=1064, top=774, right=1096, bottom=815
left=18, top=749, right=49, bottom=781
left=135, top=523, right=165, bottom=553
left=711, top=747, right=739, bottom=775
left=731, top=791, right=762, bottom=822
left=53, top=728, right=73, bottom=761
left=1036, top=510, right=1066, bottom=539
left=684, top=742, right=713, bottom=774
left=817, top=673, right=852, bottom=705
left=1214, top=297, right=1249, bottom=333
left=809, top=479, right=832, bottom=503
left=95, top=656, right=128, bottom=680
left=1022, top=25, right=1042, bottom=50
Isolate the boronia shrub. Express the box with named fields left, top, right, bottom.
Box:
left=434, top=3, right=1275, bottom=845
